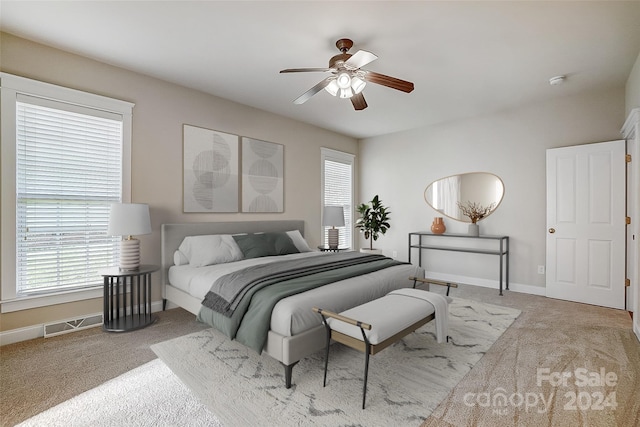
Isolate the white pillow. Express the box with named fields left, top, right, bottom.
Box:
left=287, top=230, right=312, bottom=252
left=178, top=234, right=244, bottom=267
left=173, top=250, right=189, bottom=266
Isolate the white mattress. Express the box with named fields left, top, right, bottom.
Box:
left=168, top=252, right=424, bottom=337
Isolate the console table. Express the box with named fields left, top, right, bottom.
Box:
left=408, top=232, right=509, bottom=295
left=99, top=264, right=159, bottom=332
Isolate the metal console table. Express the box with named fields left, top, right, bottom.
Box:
left=408, top=232, right=509, bottom=295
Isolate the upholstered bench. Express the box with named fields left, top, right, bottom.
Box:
left=313, top=288, right=451, bottom=409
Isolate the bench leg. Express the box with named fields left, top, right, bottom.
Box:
left=363, top=342, right=371, bottom=410
left=318, top=313, right=333, bottom=387
left=322, top=321, right=331, bottom=387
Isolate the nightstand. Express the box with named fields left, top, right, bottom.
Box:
left=317, top=246, right=349, bottom=253
left=99, top=264, right=159, bottom=332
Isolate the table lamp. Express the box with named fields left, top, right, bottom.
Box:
left=323, top=206, right=345, bottom=249
left=107, top=203, right=152, bottom=270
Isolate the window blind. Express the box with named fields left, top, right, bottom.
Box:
left=323, top=159, right=352, bottom=247
left=16, top=98, right=123, bottom=295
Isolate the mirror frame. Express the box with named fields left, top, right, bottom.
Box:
left=423, top=172, right=505, bottom=223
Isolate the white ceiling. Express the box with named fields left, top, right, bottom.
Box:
left=2, top=1, right=640, bottom=139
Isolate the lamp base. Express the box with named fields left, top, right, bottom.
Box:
left=119, top=238, right=141, bottom=271
left=328, top=228, right=339, bottom=249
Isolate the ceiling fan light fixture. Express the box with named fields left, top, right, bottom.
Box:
left=324, top=80, right=339, bottom=96
left=339, top=87, right=354, bottom=98
left=336, top=72, right=352, bottom=89
left=351, top=76, right=366, bottom=94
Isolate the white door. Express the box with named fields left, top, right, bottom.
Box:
left=546, top=140, right=626, bottom=309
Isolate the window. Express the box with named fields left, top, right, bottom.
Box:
left=321, top=148, right=355, bottom=248
left=1, top=73, right=133, bottom=312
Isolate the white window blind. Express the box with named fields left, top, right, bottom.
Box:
left=322, top=149, right=354, bottom=248
left=16, top=96, right=123, bottom=295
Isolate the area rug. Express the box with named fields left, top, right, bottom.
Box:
left=17, top=358, right=222, bottom=427
left=152, top=297, right=521, bottom=426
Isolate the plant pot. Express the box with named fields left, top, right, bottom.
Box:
left=360, top=248, right=382, bottom=255
left=468, top=223, right=479, bottom=237
left=431, top=217, right=446, bottom=234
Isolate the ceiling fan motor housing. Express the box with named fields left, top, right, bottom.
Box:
left=329, top=53, right=351, bottom=69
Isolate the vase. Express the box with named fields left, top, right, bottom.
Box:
left=468, top=223, right=479, bottom=237
left=431, top=217, right=446, bottom=234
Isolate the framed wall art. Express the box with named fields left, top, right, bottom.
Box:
left=183, top=125, right=239, bottom=213
left=241, top=137, right=283, bottom=213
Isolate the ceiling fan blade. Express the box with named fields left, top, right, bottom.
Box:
left=280, top=68, right=332, bottom=73
left=364, top=71, right=415, bottom=93
left=293, top=78, right=332, bottom=104
left=344, top=50, right=378, bottom=70
left=350, top=93, right=368, bottom=111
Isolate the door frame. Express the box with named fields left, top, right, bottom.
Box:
left=622, top=108, right=640, bottom=342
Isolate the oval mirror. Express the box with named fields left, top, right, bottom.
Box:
left=424, top=172, right=504, bottom=223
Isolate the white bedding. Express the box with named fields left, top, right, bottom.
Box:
left=168, top=252, right=324, bottom=298
left=168, top=251, right=423, bottom=338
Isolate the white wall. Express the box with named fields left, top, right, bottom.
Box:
left=626, top=51, right=640, bottom=115
left=359, top=87, right=625, bottom=293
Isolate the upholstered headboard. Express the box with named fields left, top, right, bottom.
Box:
left=160, top=220, right=305, bottom=289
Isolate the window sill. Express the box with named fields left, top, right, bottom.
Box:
left=0, top=287, right=103, bottom=313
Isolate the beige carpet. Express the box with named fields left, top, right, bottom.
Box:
left=0, top=308, right=208, bottom=427
left=420, top=287, right=640, bottom=427
left=3, top=286, right=639, bottom=427
left=15, top=359, right=221, bottom=427
left=152, top=297, right=520, bottom=426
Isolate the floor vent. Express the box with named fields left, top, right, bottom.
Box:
left=44, top=313, right=103, bottom=338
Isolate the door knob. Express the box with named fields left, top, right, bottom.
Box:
left=548, top=228, right=556, bottom=234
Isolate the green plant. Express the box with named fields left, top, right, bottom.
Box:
left=355, top=195, right=391, bottom=250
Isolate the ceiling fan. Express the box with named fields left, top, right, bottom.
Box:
left=280, top=38, right=414, bottom=111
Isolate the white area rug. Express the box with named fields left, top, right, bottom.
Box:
left=17, top=358, right=222, bottom=427
left=152, top=297, right=521, bottom=426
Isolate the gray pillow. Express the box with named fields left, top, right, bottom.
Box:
left=233, top=232, right=299, bottom=259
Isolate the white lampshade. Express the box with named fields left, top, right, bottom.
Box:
left=107, top=203, right=152, bottom=237
left=325, top=80, right=339, bottom=96
left=108, top=203, right=151, bottom=270
left=323, top=206, right=345, bottom=227
left=323, top=206, right=345, bottom=249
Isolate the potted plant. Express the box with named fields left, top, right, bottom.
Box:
left=355, top=195, right=391, bottom=253
left=457, top=201, right=496, bottom=236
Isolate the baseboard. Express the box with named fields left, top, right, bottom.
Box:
left=423, top=271, right=546, bottom=296
left=0, top=300, right=165, bottom=347
left=635, top=319, right=640, bottom=344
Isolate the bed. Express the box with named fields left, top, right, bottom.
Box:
left=161, top=220, right=425, bottom=387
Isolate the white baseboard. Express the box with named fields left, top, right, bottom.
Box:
left=423, top=271, right=546, bottom=296
left=0, top=300, right=165, bottom=347
left=635, top=319, right=640, bottom=344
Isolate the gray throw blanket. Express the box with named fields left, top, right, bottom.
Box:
left=202, top=252, right=390, bottom=317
